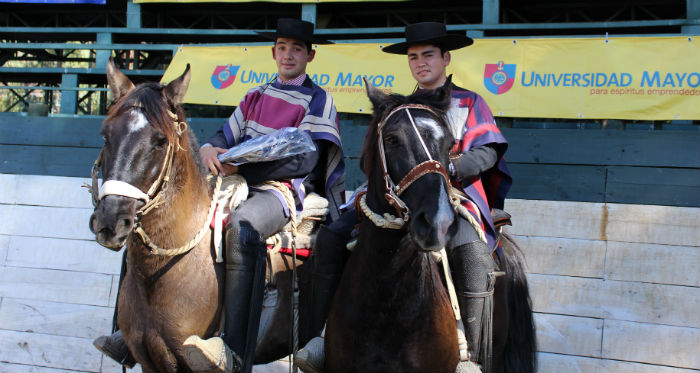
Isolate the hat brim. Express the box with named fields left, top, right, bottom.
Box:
left=382, top=34, right=473, bottom=54
left=256, top=31, right=333, bottom=45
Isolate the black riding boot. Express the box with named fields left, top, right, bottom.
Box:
left=449, top=240, right=498, bottom=373
left=222, top=222, right=268, bottom=373
left=308, top=226, right=349, bottom=338
left=182, top=222, right=266, bottom=373
left=295, top=225, right=349, bottom=373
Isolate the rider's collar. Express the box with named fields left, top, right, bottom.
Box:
left=277, top=73, right=307, bottom=86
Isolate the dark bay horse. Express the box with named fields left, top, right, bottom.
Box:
left=89, top=60, right=307, bottom=372
left=325, top=81, right=537, bottom=372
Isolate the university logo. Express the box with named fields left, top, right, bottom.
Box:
left=211, top=65, right=240, bottom=89
left=483, top=61, right=516, bottom=95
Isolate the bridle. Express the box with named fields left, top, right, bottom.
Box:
left=359, top=104, right=450, bottom=229
left=90, top=106, right=218, bottom=256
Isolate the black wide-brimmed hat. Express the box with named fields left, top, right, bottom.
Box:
left=382, top=22, right=473, bottom=54
left=257, top=18, right=333, bottom=45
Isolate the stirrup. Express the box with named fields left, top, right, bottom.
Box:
left=92, top=330, right=136, bottom=368
left=455, top=360, right=482, bottom=373
left=182, top=335, right=242, bottom=373
left=293, top=336, right=325, bottom=373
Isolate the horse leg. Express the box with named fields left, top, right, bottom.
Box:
left=143, top=331, right=179, bottom=373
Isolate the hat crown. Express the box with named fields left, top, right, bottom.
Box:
left=276, top=18, right=315, bottom=39
left=405, top=22, right=448, bottom=43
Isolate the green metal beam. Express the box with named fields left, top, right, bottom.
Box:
left=127, top=0, right=142, bottom=29
left=95, top=33, right=112, bottom=69
left=0, top=67, right=165, bottom=75
left=483, top=0, right=499, bottom=25
left=0, top=86, right=109, bottom=92
left=685, top=0, right=700, bottom=34
left=302, top=4, right=317, bottom=26
left=60, top=74, right=78, bottom=115
left=0, top=17, right=696, bottom=36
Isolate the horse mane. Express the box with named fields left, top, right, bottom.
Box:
left=106, top=83, right=181, bottom=142
left=361, top=87, right=452, bottom=178
left=105, top=82, right=208, bottom=178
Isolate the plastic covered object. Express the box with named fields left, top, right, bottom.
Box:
left=217, top=127, right=316, bottom=165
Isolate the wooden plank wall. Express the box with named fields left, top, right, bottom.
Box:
left=1, top=174, right=697, bottom=372
left=506, top=199, right=700, bottom=373
left=1, top=115, right=698, bottom=207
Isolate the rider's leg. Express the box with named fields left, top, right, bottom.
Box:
left=183, top=190, right=289, bottom=373
left=295, top=208, right=356, bottom=373
left=448, top=217, right=498, bottom=370
left=92, top=251, right=136, bottom=368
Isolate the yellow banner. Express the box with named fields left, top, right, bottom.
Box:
left=162, top=37, right=700, bottom=120
left=136, top=0, right=401, bottom=2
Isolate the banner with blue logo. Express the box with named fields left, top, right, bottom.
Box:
left=0, top=0, right=105, bottom=3
left=162, top=37, right=700, bottom=120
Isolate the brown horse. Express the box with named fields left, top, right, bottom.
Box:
left=89, top=60, right=308, bottom=372
left=325, top=82, right=537, bottom=372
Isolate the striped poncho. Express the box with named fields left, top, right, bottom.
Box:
left=218, top=76, right=346, bottom=221
left=447, top=84, right=512, bottom=251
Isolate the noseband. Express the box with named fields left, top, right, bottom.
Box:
left=359, top=104, right=450, bottom=229
left=90, top=106, right=218, bottom=256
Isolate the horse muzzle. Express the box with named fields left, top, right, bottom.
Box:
left=89, top=195, right=138, bottom=250
left=409, top=190, right=455, bottom=252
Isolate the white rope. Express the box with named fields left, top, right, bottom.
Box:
left=449, top=188, right=487, bottom=244
left=358, top=193, right=405, bottom=230
left=440, top=248, right=470, bottom=362
left=137, top=174, right=222, bottom=257
left=211, top=174, right=249, bottom=263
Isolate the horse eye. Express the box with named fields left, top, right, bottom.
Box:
left=153, top=134, right=168, bottom=149
left=384, top=136, right=400, bottom=146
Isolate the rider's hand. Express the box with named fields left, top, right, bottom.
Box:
left=200, top=146, right=238, bottom=176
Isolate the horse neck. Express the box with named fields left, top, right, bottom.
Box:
left=130, top=144, right=212, bottom=263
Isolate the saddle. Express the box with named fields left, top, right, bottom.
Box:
left=491, top=208, right=512, bottom=231
left=209, top=175, right=329, bottom=262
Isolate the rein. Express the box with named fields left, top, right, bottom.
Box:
left=91, top=107, right=220, bottom=256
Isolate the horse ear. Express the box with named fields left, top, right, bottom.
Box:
left=364, top=77, right=389, bottom=113
left=163, top=64, right=191, bottom=106
left=106, top=57, right=135, bottom=102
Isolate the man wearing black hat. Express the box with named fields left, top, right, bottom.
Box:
left=294, top=22, right=512, bottom=373
left=92, top=18, right=345, bottom=373
left=384, top=21, right=512, bottom=373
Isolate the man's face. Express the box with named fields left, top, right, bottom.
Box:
left=272, top=37, right=315, bottom=81
left=407, top=44, right=450, bottom=89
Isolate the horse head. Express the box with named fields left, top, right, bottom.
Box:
left=89, top=59, right=192, bottom=250
left=363, top=78, right=457, bottom=251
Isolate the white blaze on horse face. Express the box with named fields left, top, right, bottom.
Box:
left=435, top=182, right=453, bottom=239
left=414, top=116, right=445, bottom=141
left=127, top=109, right=149, bottom=133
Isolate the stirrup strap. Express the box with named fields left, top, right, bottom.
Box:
left=480, top=271, right=504, bottom=373
left=439, top=248, right=469, bottom=362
